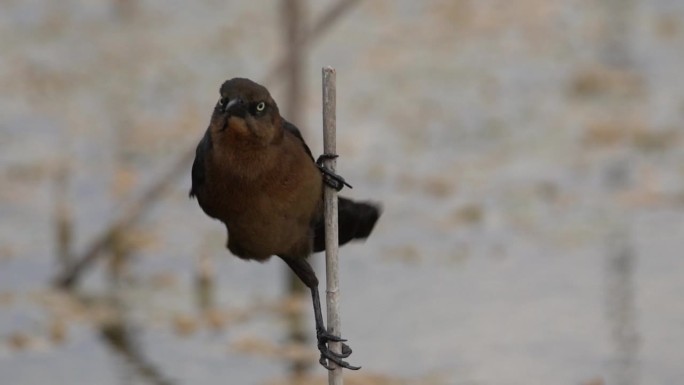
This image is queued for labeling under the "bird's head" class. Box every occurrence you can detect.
[209,78,283,146]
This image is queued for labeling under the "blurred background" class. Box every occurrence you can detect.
[1,0,684,384]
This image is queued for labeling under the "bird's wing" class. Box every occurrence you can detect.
[283,119,315,162]
[189,129,212,198]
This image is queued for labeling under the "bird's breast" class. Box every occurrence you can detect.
[198,143,323,260]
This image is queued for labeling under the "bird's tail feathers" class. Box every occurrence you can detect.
[313,197,381,253]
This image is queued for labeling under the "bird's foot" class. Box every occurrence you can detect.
[316,328,361,371]
[316,154,352,192]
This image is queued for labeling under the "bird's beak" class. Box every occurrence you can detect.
[224,98,240,113]
[218,98,245,131]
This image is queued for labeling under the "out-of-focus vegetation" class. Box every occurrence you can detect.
[1,1,683,384]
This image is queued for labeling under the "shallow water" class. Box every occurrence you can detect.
[2,1,684,384]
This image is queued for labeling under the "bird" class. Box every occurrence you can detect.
[190,77,381,370]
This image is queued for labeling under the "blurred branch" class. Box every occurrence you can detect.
[263,0,361,85]
[55,150,194,288]
[53,160,73,266]
[602,160,640,385]
[600,0,636,68]
[282,0,306,126]
[195,250,215,311]
[101,321,177,385]
[53,0,362,289]
[604,229,640,385]
[281,0,312,377]
[113,0,138,21]
[92,288,177,385]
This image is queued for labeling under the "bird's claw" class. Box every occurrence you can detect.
[316,154,352,192]
[316,328,360,371]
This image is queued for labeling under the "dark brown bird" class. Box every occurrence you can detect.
[190,78,381,370]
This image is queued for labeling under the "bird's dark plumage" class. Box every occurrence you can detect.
[189,129,211,198]
[190,77,381,370]
[283,120,315,160]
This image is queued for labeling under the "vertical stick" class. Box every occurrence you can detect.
[322,67,343,385]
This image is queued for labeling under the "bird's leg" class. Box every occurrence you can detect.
[280,256,361,371]
[310,287,359,370]
[316,154,352,191]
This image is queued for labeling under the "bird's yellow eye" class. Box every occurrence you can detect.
[256,102,266,112]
